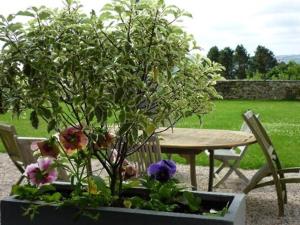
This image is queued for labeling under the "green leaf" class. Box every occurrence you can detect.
[31,7,38,12]
[23,204,40,221]
[99,11,114,20]
[115,87,124,101]
[17,10,35,17]
[119,123,131,135]
[182,191,201,212]
[41,192,62,202]
[66,0,74,6]
[91,176,107,190]
[183,12,193,18]
[158,184,171,199]
[95,106,107,123]
[122,179,141,189]
[0,37,8,42]
[158,0,165,6]
[88,176,111,197]
[11,185,39,200]
[38,11,51,20]
[123,199,132,208]
[38,106,52,119]
[7,14,15,22]
[47,119,56,133]
[0,15,5,21]
[129,196,145,208]
[146,123,156,135]
[38,184,56,194]
[7,23,22,32]
[30,110,39,129]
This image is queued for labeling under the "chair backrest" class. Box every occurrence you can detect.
[0,123,24,172]
[127,135,162,175]
[236,114,259,153]
[243,111,283,175]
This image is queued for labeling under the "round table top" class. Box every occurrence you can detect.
[157,127,256,153]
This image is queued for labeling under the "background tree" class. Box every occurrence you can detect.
[267,61,300,80]
[253,45,278,77]
[266,62,287,80]
[233,44,249,79]
[207,46,220,63]
[218,47,234,79]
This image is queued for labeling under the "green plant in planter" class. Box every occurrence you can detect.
[124,160,203,213]
[0,0,223,211]
[11,159,228,219]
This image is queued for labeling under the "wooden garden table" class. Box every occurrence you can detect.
[157,128,256,191]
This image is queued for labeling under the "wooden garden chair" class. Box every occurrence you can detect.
[127,135,162,175]
[242,110,300,217]
[208,116,258,188]
[0,123,68,184]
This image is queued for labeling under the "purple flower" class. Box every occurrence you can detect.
[24,157,58,186]
[147,160,177,182]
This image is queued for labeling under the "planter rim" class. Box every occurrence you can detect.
[2,191,245,222]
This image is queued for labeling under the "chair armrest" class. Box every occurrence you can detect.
[16,136,47,143]
[278,167,300,173]
[15,136,47,166]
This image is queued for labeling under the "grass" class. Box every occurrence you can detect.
[1,100,300,169]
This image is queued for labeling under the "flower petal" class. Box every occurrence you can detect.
[37,157,53,170]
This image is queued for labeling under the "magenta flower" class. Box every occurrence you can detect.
[147,160,176,182]
[24,157,58,186]
[59,126,88,155]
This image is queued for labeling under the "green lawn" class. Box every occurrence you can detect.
[1,100,300,169]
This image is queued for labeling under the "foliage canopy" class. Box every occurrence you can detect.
[0,0,222,193]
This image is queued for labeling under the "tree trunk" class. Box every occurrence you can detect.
[0,91,5,114]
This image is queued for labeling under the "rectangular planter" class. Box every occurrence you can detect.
[1,191,245,225]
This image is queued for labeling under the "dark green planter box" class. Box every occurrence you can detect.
[1,191,245,225]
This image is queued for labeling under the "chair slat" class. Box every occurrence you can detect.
[127,135,161,175]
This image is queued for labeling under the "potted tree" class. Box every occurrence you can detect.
[0,0,245,224]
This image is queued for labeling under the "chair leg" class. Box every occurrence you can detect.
[277,170,288,204]
[166,154,172,160]
[283,188,288,204]
[243,164,270,194]
[16,175,25,185]
[214,167,234,188]
[275,184,285,217]
[215,162,225,174]
[234,168,249,183]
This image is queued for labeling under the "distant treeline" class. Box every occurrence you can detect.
[207,45,300,80]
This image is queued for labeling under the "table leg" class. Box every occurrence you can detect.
[179,154,197,190]
[189,155,197,190]
[208,149,214,192]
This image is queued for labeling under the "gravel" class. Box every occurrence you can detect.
[1,153,299,225]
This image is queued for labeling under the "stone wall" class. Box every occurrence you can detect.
[215,80,300,100]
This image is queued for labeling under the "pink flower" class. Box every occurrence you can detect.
[59,126,88,155]
[96,132,114,148]
[36,138,60,158]
[122,164,138,180]
[24,157,58,186]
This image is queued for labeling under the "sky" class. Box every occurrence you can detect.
[0,0,299,56]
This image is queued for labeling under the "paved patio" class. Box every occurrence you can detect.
[0,153,299,225]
